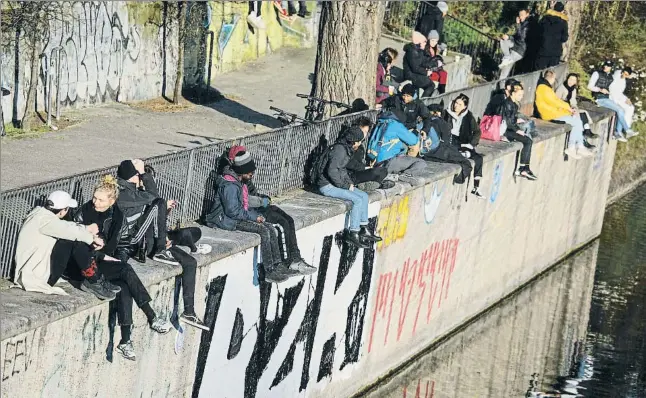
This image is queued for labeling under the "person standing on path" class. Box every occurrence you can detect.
[535,2,568,70]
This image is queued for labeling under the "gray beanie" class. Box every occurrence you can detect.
[437,2,448,13]
[428,30,440,41]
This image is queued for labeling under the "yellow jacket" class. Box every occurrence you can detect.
[535,82,571,121]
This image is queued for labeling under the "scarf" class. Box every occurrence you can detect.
[563,82,576,103]
[223,174,249,210]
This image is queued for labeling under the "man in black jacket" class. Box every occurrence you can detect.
[415,2,448,43]
[502,83,538,180]
[381,84,432,136]
[499,9,530,79]
[116,159,179,265]
[535,2,568,70]
[345,118,395,190]
[316,126,382,248]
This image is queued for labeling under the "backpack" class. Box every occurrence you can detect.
[419,126,441,155]
[367,112,400,161]
[480,115,507,142]
[308,145,333,186]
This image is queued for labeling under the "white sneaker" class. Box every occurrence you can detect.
[626,129,639,138]
[564,147,581,159]
[577,147,594,158]
[615,133,628,142]
[498,57,514,69]
[246,14,266,30]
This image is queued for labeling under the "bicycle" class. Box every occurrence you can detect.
[297,93,351,122]
[270,106,308,127]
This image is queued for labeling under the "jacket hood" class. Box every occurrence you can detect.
[537,76,552,89]
[220,166,243,186]
[117,177,137,191]
[545,9,568,21]
[403,43,418,53]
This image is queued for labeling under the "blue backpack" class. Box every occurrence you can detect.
[367,112,401,162]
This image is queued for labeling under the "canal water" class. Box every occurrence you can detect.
[361,183,646,398]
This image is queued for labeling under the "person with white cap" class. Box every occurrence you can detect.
[13,190,119,300]
[415,1,448,44]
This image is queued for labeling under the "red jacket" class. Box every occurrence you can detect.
[376,64,390,104]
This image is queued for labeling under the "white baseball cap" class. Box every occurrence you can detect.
[47,191,78,209]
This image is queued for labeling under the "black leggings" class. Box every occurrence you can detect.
[248,1,262,16]
[505,130,533,165]
[350,167,388,185]
[168,227,200,314]
[102,259,153,326]
[48,239,98,285]
[451,143,483,179]
[236,219,283,273]
[423,144,473,184]
[129,198,168,256]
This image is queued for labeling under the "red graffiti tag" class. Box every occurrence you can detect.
[368,238,459,352]
[402,379,436,398]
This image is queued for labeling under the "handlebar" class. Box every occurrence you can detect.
[296,94,352,109]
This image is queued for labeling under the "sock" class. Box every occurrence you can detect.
[183,304,195,316]
[120,325,132,344]
[584,123,591,130]
[141,303,156,324]
[474,179,480,189]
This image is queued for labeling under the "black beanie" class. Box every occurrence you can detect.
[342,126,365,144]
[554,2,565,12]
[117,160,138,180]
[232,151,257,175]
[401,84,416,97]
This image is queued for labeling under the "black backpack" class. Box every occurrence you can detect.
[308,145,334,186]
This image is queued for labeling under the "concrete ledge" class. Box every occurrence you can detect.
[0,105,613,341]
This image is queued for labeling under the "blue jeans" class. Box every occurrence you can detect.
[596,98,629,134]
[319,184,369,231]
[556,115,584,148]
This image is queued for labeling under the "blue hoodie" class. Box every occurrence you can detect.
[372,116,420,164]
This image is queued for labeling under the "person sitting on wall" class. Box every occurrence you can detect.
[422,104,478,188]
[206,150,314,283]
[314,126,382,249]
[115,159,179,266]
[423,30,448,94]
[345,117,397,191]
[376,48,398,104]
[403,32,436,98]
[73,176,175,360]
[555,73,599,148]
[442,94,486,198]
[380,83,432,135]
[13,190,119,300]
[502,82,538,180]
[587,60,634,142]
[610,66,637,136]
[484,78,521,118]
[384,47,405,83]
[535,70,594,160]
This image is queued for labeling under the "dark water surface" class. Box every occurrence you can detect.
[362,183,646,398]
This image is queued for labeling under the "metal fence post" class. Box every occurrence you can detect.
[180,150,196,224]
[276,129,291,194]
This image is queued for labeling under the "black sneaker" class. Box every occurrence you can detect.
[180,312,210,331]
[359,226,382,242]
[346,230,370,249]
[153,250,180,266]
[298,10,311,18]
[100,276,122,293]
[289,258,317,275]
[583,139,596,149]
[471,187,485,199]
[583,129,598,139]
[81,279,116,300]
[520,168,538,181]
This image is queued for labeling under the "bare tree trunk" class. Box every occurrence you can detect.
[173,1,186,104]
[22,38,40,131]
[563,1,584,61]
[312,1,386,115]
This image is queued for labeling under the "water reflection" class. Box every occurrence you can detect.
[359,183,646,398]
[361,240,599,397]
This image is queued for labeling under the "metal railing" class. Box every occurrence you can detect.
[0,63,567,279]
[382,1,502,75]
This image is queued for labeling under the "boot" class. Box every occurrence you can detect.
[359,226,382,242]
[345,230,370,249]
[583,128,598,139]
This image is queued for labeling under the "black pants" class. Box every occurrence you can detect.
[168,227,200,314]
[350,167,388,185]
[48,239,98,285]
[288,1,307,15]
[409,75,435,98]
[260,205,301,263]
[423,144,473,184]
[534,55,560,70]
[451,143,483,178]
[236,219,282,273]
[505,130,533,165]
[101,259,153,326]
[248,1,262,16]
[129,198,168,257]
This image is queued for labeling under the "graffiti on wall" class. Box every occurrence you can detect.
[423,182,445,224]
[377,196,409,250]
[368,238,459,353]
[194,219,377,397]
[489,160,503,204]
[2,329,40,382]
[402,379,436,398]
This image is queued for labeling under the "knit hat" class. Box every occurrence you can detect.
[554,2,565,12]
[228,145,246,163]
[341,126,365,144]
[412,31,426,46]
[231,151,256,175]
[400,83,416,97]
[117,160,138,180]
[437,1,449,13]
[427,30,440,41]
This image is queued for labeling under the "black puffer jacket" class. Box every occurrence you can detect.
[511,19,530,55]
[484,90,507,116]
[381,95,432,133]
[501,97,523,135]
[538,10,568,57]
[403,43,431,88]
[319,129,362,190]
[415,4,444,41]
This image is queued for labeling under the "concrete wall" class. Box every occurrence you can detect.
[0,110,616,397]
[1,1,316,124]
